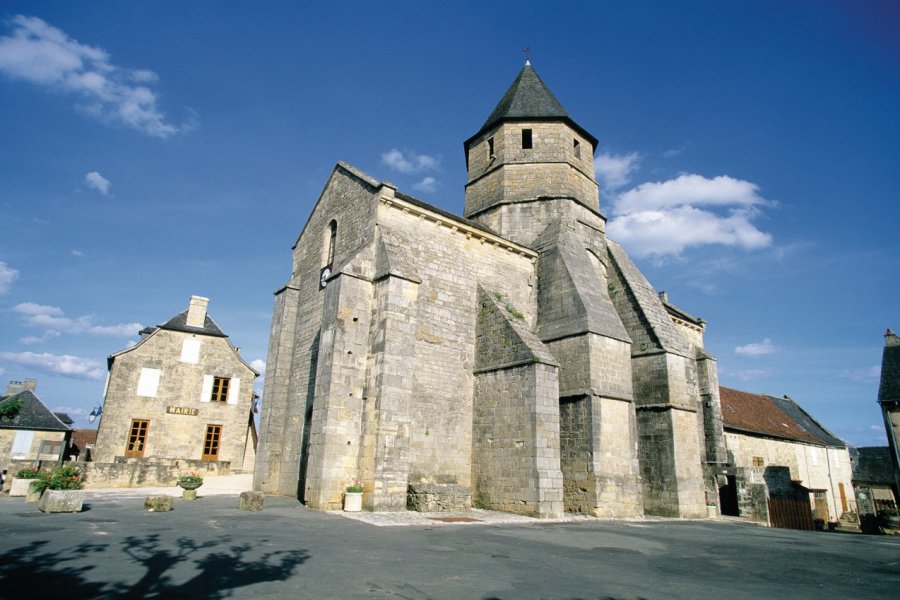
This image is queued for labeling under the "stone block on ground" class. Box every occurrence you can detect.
[10,478,36,497]
[407,483,472,512]
[38,489,84,513]
[239,491,264,511]
[145,496,173,512]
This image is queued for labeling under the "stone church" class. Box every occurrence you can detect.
[254,62,727,518]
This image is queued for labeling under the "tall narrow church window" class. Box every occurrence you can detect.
[522,129,532,149]
[487,136,495,158]
[326,220,337,266]
[573,139,581,159]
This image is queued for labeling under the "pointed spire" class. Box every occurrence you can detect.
[467,63,598,149]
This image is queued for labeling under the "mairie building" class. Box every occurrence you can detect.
[254,62,729,518]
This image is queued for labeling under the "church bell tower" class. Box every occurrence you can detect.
[463,61,601,244]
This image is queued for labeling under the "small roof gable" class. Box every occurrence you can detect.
[0,390,71,432]
[466,62,598,149]
[70,428,98,449]
[719,386,822,445]
[158,310,227,338]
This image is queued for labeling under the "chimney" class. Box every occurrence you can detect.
[886,328,899,347]
[4,379,35,395]
[186,295,209,328]
[658,291,669,304]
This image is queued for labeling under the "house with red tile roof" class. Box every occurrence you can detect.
[718,386,855,527]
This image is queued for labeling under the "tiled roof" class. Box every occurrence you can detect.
[771,395,845,448]
[466,63,598,148]
[719,386,823,445]
[850,446,895,485]
[70,428,98,450]
[158,310,227,338]
[0,390,71,432]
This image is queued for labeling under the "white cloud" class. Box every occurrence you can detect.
[595,151,640,192]
[0,261,18,294]
[13,302,142,339]
[732,369,771,381]
[607,173,773,257]
[412,176,438,194]
[85,171,111,195]
[735,338,776,356]
[250,359,266,374]
[0,15,182,137]
[381,149,440,174]
[840,365,881,384]
[71,250,83,257]
[0,351,105,380]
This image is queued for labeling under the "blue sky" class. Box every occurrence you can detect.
[0,1,897,446]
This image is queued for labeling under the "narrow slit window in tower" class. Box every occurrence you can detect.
[521,129,532,149]
[326,220,337,266]
[574,138,581,159]
[487,136,495,158]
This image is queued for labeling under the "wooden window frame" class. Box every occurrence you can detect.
[211,376,230,402]
[202,424,222,461]
[125,419,149,458]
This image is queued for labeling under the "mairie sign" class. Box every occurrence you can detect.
[166,406,199,416]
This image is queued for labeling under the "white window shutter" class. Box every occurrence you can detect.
[227,378,241,405]
[12,431,34,457]
[200,375,214,403]
[137,368,161,397]
[180,338,201,364]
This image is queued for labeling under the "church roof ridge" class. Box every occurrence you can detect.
[467,63,598,149]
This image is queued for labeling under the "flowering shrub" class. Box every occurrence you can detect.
[34,465,84,493]
[15,468,40,479]
[346,480,363,493]
[177,472,204,485]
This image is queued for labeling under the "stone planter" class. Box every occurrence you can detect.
[343,492,362,512]
[10,478,36,497]
[884,515,900,531]
[25,481,43,503]
[177,481,202,491]
[38,489,84,513]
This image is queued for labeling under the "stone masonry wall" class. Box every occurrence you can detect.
[465,122,598,218]
[472,288,563,518]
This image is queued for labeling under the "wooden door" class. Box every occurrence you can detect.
[202,424,222,461]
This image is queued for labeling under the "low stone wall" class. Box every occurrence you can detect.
[83,458,231,488]
[407,483,472,512]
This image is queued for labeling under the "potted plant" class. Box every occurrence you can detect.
[176,472,203,500]
[878,507,900,531]
[344,480,363,512]
[36,465,85,513]
[10,467,40,497]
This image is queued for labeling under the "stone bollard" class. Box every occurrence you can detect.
[144,496,173,512]
[239,491,264,511]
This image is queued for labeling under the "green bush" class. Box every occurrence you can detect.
[14,468,40,479]
[34,465,85,493]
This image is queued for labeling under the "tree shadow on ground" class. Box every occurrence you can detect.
[0,534,308,599]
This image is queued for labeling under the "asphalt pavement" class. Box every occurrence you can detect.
[1,486,898,599]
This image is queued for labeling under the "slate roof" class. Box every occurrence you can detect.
[850,446,895,485]
[466,62,598,149]
[719,386,834,446]
[158,310,227,338]
[878,333,900,403]
[0,389,71,432]
[771,395,845,448]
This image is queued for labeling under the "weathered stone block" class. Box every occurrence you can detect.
[144,495,173,512]
[239,491,264,511]
[407,483,472,512]
[38,489,84,513]
[182,489,198,500]
[10,477,36,497]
